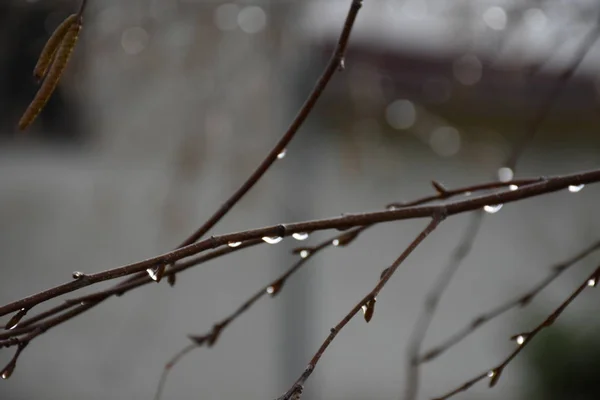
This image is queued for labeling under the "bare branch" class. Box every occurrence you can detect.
[434,264,600,400]
[420,239,600,364]
[276,216,445,400]
[1,168,598,322]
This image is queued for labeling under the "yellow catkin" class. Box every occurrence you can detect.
[19,20,82,131]
[33,14,78,82]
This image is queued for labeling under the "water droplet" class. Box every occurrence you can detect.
[300,249,310,259]
[362,298,376,323]
[147,268,159,281]
[338,58,345,71]
[568,184,585,193]
[464,191,472,196]
[487,370,496,378]
[228,241,242,248]
[277,149,287,159]
[5,308,28,330]
[332,239,340,246]
[72,271,86,279]
[497,167,514,182]
[262,236,283,244]
[1,366,14,380]
[484,204,503,214]
[292,232,309,241]
[515,335,525,345]
[1,359,16,380]
[588,278,596,287]
[387,204,399,210]
[266,280,284,297]
[509,184,518,191]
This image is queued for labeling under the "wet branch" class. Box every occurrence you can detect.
[276,216,445,400]
[420,239,600,364]
[434,263,600,400]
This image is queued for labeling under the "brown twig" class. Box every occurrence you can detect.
[147,0,364,282]
[504,22,600,171]
[419,239,600,364]
[276,216,445,400]
[1,168,598,322]
[154,227,365,400]
[175,0,363,249]
[401,21,600,398]
[434,264,600,400]
[0,178,535,345]
[403,210,484,400]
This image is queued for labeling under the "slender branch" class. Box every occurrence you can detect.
[276,216,445,400]
[154,227,365,400]
[154,344,197,400]
[504,22,600,171]
[0,177,537,343]
[175,0,363,250]
[400,22,600,397]
[0,240,263,344]
[434,264,600,400]
[419,239,600,364]
[1,168,599,320]
[403,210,483,400]
[77,0,88,19]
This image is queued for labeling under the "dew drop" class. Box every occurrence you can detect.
[266,280,284,297]
[147,268,159,281]
[292,232,309,241]
[483,204,503,214]
[509,184,518,191]
[487,370,496,378]
[587,278,596,287]
[300,249,310,259]
[72,271,86,279]
[262,236,283,244]
[515,335,525,345]
[277,149,287,159]
[464,191,472,196]
[1,365,14,380]
[5,308,28,330]
[228,241,242,248]
[332,239,340,246]
[497,167,514,182]
[338,57,346,71]
[568,184,585,193]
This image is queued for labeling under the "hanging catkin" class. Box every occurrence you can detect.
[33,14,78,82]
[19,18,82,131]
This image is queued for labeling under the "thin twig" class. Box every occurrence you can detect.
[1,168,599,321]
[420,239,600,364]
[175,0,363,250]
[403,210,483,400]
[154,227,365,400]
[401,22,600,398]
[434,264,600,400]
[0,178,535,342]
[276,216,445,400]
[504,22,600,171]
[154,344,197,400]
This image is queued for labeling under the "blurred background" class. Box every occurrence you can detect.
[1,0,600,399]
